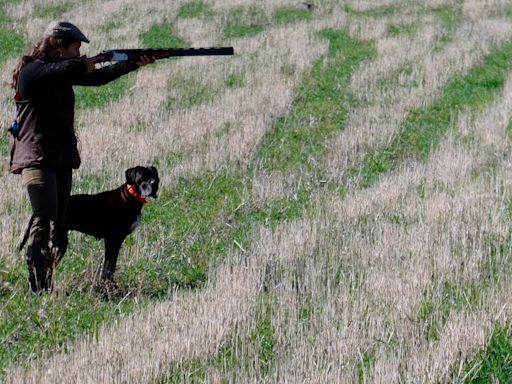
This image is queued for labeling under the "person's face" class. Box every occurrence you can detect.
[58,41,81,59]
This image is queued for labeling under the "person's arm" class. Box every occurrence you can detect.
[72,55,155,86]
[29,59,88,83]
[72,60,139,86]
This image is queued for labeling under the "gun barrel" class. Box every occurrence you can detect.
[98,47,234,62]
[164,47,234,56]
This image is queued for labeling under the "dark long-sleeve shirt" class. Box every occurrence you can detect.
[9,58,138,174]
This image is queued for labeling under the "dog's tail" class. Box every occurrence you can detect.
[18,215,34,252]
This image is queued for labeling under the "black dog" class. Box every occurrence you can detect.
[20,166,159,287]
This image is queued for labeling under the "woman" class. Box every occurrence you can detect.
[9,21,154,293]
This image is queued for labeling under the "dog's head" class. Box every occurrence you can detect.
[125,166,160,198]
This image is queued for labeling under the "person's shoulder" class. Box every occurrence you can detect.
[22,59,44,71]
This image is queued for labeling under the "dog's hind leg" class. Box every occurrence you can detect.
[101,237,124,283]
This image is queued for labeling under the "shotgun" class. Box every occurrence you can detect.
[91,47,234,63]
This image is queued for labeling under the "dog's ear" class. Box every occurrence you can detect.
[125,167,138,184]
[149,166,158,177]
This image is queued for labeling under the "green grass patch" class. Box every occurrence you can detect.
[254,293,275,375]
[140,23,187,49]
[0,135,9,173]
[388,23,418,37]
[225,73,244,88]
[255,29,376,172]
[431,3,463,49]
[144,172,310,267]
[0,28,25,62]
[177,1,213,18]
[432,3,463,31]
[74,75,132,110]
[0,273,139,372]
[0,0,25,61]
[166,77,215,111]
[223,24,264,39]
[357,351,376,383]
[223,6,267,39]
[420,280,482,341]
[357,40,512,187]
[273,7,311,24]
[462,324,512,383]
[119,256,205,297]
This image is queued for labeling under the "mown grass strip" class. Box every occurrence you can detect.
[254,29,376,172]
[356,40,512,188]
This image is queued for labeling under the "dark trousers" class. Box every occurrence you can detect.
[22,167,72,292]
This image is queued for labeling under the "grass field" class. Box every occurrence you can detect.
[1,0,512,382]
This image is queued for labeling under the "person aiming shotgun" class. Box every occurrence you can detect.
[8,21,156,293]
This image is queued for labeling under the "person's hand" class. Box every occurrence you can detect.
[80,56,96,73]
[135,54,156,67]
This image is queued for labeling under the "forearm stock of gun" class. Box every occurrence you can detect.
[91,47,234,63]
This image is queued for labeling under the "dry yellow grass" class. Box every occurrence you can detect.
[2,0,512,382]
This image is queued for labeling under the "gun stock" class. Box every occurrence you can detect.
[92,47,234,63]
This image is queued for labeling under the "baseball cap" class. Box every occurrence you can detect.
[44,21,90,43]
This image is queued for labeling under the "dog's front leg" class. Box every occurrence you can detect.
[101,237,124,283]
